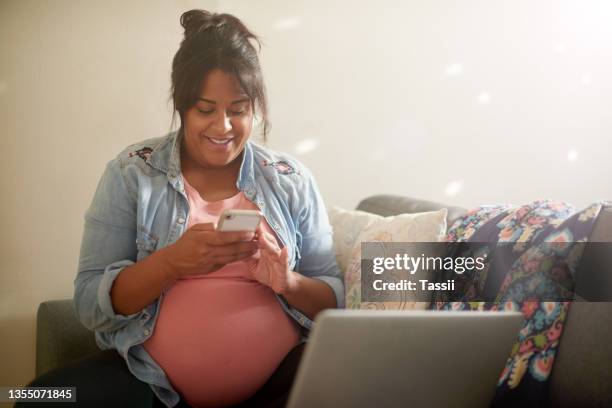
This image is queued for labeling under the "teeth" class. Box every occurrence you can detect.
[208,137,232,145]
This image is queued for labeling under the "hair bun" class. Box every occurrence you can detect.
[180,9,258,44]
[180,9,222,38]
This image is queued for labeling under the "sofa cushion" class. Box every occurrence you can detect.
[328,207,383,276]
[356,194,467,227]
[343,209,447,310]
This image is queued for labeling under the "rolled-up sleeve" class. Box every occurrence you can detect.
[74,158,143,332]
[295,169,345,309]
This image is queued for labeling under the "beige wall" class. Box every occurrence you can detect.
[221,0,612,210]
[1,0,611,392]
[0,0,216,391]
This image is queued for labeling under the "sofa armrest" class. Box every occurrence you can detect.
[548,206,612,407]
[36,299,99,376]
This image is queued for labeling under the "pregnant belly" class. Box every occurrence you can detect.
[143,277,300,407]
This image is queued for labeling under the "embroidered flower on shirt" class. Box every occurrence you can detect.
[128,147,153,161]
[262,159,301,175]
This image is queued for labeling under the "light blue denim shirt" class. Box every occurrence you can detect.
[74,131,344,407]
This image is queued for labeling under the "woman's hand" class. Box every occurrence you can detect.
[160,222,258,278]
[250,225,299,295]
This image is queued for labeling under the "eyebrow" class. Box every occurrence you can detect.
[197,98,250,105]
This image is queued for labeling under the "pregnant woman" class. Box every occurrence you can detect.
[20,9,343,408]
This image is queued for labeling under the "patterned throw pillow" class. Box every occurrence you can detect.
[342,209,448,310]
[432,200,605,407]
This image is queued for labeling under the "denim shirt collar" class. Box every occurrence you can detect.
[145,130,255,192]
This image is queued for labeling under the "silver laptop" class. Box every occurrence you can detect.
[287,310,523,408]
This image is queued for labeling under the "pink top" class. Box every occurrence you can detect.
[143,178,299,407]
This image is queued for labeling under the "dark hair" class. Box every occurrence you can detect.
[171,10,269,140]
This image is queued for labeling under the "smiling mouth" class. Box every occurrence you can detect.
[205,136,233,145]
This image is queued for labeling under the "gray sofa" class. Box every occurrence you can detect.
[36,195,612,406]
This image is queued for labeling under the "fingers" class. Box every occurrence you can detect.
[186,224,287,274]
[211,241,258,258]
[213,250,257,265]
[190,222,216,231]
[209,263,224,273]
[258,242,289,269]
[191,226,255,245]
[280,246,289,264]
[257,229,280,252]
[214,231,256,244]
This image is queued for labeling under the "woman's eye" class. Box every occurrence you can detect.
[197,108,246,116]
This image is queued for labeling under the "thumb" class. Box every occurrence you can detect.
[280,246,290,265]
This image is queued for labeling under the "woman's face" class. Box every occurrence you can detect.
[182,69,254,169]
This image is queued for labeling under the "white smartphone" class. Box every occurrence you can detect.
[217,209,263,232]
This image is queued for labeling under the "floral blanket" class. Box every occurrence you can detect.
[432,200,604,407]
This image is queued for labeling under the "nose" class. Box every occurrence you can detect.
[211,111,232,135]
